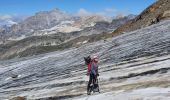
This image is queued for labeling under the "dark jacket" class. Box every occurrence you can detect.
[90,61,98,76]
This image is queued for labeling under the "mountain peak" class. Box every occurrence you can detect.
[35,8,64,16]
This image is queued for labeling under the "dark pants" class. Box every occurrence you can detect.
[87,73,96,91]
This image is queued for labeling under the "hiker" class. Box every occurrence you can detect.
[86,55,99,94]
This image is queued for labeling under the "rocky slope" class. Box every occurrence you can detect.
[113,0,170,34]
[0,18,170,100]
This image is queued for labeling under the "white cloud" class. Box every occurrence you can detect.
[0,15,12,20]
[114,13,125,19]
[77,8,92,16]
[0,14,26,26]
[76,7,129,17]
[76,8,106,17]
[104,7,129,17]
[7,20,17,25]
[105,8,117,13]
[76,7,128,17]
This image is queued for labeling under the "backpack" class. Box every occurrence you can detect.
[84,56,91,65]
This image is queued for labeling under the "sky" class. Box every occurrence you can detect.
[0,0,156,17]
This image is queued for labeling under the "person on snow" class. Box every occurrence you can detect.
[86,55,99,94]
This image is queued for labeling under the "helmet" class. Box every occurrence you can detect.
[92,55,98,62]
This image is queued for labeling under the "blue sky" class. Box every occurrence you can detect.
[0,0,156,16]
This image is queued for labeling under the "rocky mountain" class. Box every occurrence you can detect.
[0,8,112,42]
[113,0,170,34]
[0,15,26,44]
[0,15,25,39]
[0,8,136,44]
[0,8,71,40]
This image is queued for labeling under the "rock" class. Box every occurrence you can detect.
[9,96,25,100]
[163,10,170,18]
[11,74,18,78]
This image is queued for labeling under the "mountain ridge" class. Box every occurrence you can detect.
[112,0,170,34]
[0,8,113,42]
